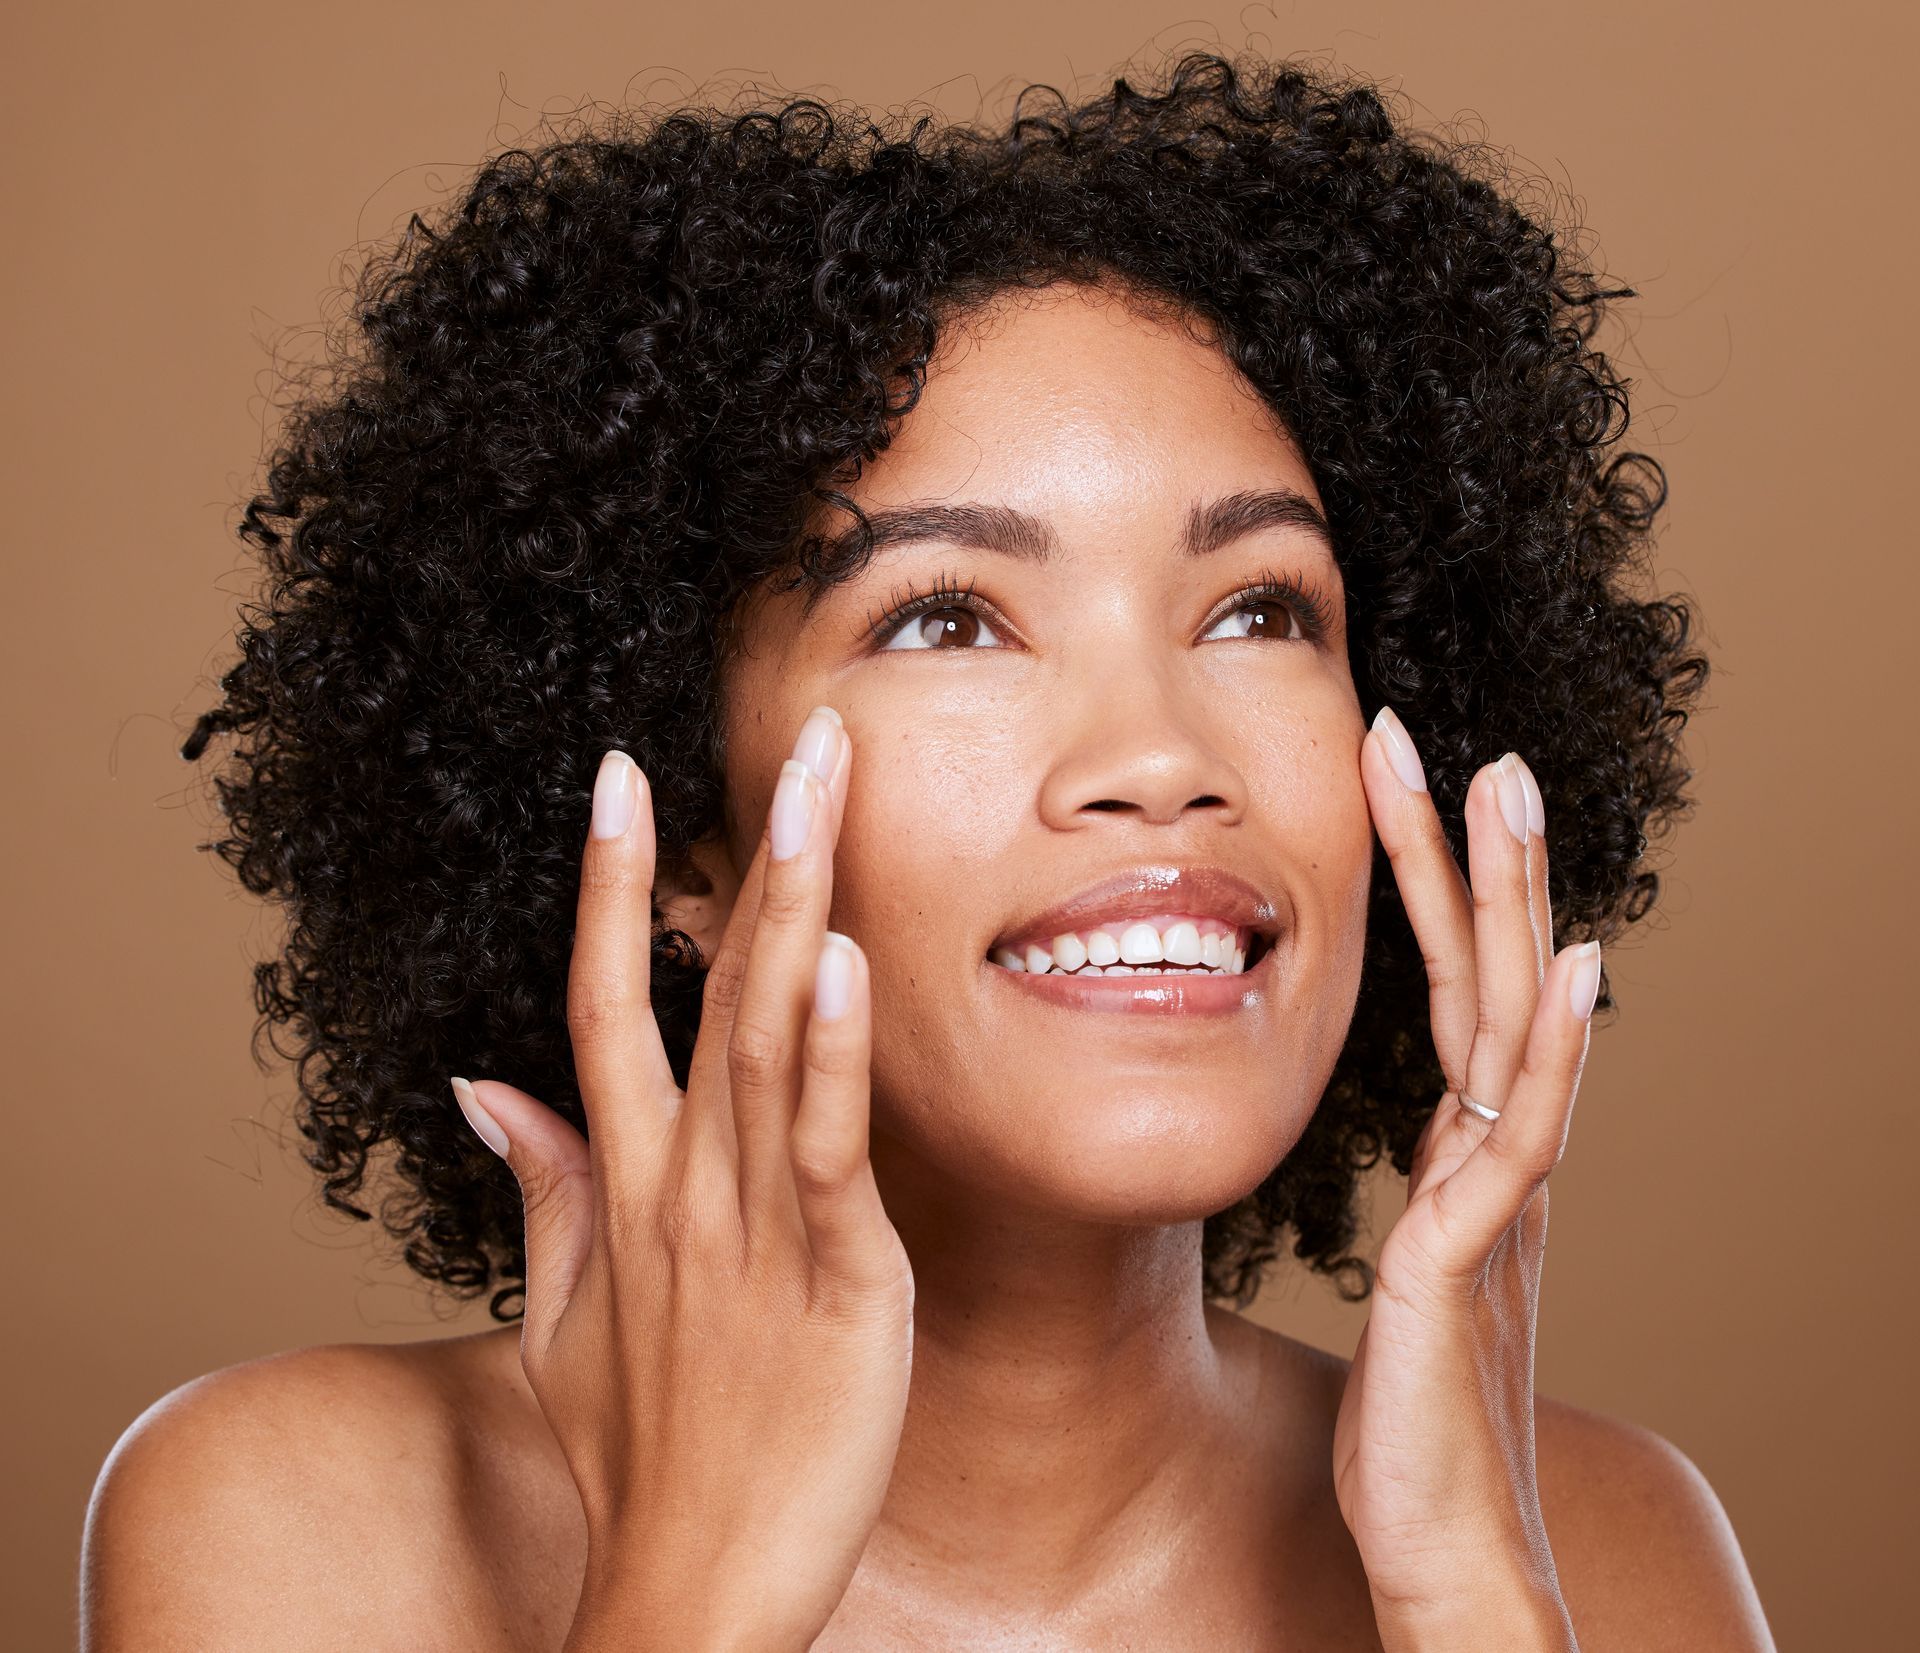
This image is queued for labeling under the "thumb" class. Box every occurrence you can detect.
[450,1076,594,1357]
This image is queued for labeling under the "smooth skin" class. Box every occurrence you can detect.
[80,282,1774,1651]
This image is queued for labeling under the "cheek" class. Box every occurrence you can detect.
[826,705,1031,964]
[825,709,1038,1165]
[1257,716,1375,1029]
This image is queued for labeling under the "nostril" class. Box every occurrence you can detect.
[1080,794,1229,814]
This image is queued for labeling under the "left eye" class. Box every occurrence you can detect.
[1201,599,1303,642]
[878,605,1005,651]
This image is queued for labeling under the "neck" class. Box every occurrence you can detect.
[864,1134,1248,1601]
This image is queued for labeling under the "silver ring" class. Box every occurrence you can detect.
[1458,1092,1502,1123]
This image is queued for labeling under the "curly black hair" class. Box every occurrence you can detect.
[181,48,1707,1318]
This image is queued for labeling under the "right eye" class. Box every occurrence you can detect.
[876,604,1005,651]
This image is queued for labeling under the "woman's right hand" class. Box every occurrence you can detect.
[450,706,913,1652]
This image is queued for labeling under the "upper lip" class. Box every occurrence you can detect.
[989,865,1284,953]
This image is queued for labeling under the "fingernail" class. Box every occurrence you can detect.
[1371,706,1428,793]
[1568,941,1602,1020]
[451,1076,510,1157]
[590,750,639,840]
[792,705,843,784]
[1515,754,1546,838]
[815,932,856,1020]
[1494,753,1530,844]
[770,759,816,861]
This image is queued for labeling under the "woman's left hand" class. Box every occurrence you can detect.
[1334,707,1605,1651]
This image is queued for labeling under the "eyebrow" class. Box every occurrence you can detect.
[817,485,1337,570]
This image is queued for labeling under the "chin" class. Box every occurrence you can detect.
[879,1073,1317,1228]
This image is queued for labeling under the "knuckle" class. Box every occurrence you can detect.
[700,951,747,1018]
[804,1024,864,1081]
[566,971,629,1041]
[1469,879,1509,917]
[1469,1019,1506,1058]
[1473,998,1522,1046]
[727,1015,789,1091]
[577,849,636,899]
[790,1135,856,1202]
[755,868,814,928]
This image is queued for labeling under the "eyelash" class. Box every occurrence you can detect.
[862,570,994,644]
[862,567,1333,647]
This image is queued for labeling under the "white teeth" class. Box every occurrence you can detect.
[1163,921,1202,967]
[990,921,1261,977]
[1118,923,1163,965]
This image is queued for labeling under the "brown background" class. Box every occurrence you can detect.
[6,2,1913,1645]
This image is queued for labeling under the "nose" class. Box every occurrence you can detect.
[1036,663,1249,831]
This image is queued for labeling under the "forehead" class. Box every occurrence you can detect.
[847,281,1322,522]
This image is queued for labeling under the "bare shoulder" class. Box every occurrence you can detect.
[80,1328,572,1653]
[1534,1393,1776,1651]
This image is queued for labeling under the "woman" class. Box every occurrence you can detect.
[81,50,1774,1649]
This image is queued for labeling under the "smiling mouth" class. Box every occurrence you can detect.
[988,913,1267,978]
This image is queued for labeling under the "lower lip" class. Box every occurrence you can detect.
[984,943,1276,1016]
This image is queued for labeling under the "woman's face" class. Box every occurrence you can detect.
[712,281,1373,1225]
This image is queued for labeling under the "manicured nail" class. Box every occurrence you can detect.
[770,759,816,861]
[815,932,856,1020]
[1515,755,1546,838]
[1371,706,1428,793]
[451,1076,510,1157]
[1567,941,1602,1020]
[1494,753,1530,844]
[792,705,843,784]
[590,750,639,840]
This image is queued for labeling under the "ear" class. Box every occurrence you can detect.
[654,831,741,962]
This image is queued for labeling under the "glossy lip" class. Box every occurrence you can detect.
[986,935,1279,1016]
[983,865,1286,1017]
[987,865,1281,954]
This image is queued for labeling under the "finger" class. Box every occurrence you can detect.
[452,1076,594,1366]
[1425,940,1602,1274]
[566,751,677,1177]
[1514,753,1553,981]
[728,708,850,1225]
[1459,753,1544,1115]
[1361,707,1477,1087]
[677,838,765,1175]
[679,711,850,1172]
[791,933,893,1286]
